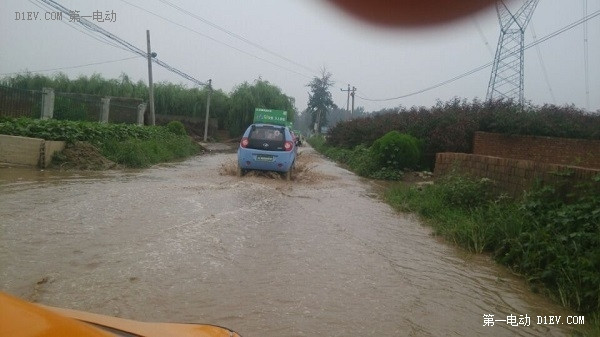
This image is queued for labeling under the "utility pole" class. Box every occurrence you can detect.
[203,79,212,142]
[146,30,156,125]
[341,84,351,112]
[350,86,356,115]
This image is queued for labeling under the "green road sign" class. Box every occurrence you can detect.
[253,108,288,126]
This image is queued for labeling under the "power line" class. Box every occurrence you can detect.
[530,23,556,103]
[37,0,210,87]
[583,0,590,109]
[119,0,313,79]
[357,9,600,102]
[156,0,318,75]
[356,63,491,102]
[472,18,495,57]
[532,9,599,45]
[27,0,131,53]
[0,56,140,76]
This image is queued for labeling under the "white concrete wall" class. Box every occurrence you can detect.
[0,134,65,168]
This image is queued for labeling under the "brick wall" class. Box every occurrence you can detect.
[434,152,600,196]
[473,132,600,169]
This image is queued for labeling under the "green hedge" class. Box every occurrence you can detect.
[326,99,600,170]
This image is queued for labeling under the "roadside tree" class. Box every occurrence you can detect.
[306,69,336,134]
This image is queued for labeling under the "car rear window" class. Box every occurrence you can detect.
[247,125,286,151]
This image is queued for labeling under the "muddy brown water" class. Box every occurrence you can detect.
[0,147,578,336]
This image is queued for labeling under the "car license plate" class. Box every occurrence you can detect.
[256,154,274,162]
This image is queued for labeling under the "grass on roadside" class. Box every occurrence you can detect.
[100,134,199,168]
[385,174,600,335]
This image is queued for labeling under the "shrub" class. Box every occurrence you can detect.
[370,131,421,170]
[166,120,187,136]
[348,145,378,177]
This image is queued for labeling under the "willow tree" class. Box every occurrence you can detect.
[306,69,336,134]
[227,79,295,136]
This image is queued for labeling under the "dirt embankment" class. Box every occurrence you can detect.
[50,142,117,170]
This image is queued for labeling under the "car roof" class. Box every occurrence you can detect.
[251,123,287,128]
[250,123,290,131]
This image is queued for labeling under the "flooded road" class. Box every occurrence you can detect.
[0,147,577,336]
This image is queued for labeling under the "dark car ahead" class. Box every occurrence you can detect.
[237,123,296,180]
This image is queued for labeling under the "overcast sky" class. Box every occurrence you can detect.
[1,0,599,113]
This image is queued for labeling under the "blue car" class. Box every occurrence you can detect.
[237,123,296,180]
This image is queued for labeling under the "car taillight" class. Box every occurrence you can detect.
[284,141,293,151]
[240,137,249,148]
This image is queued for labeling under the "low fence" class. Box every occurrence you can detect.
[54,92,103,122]
[0,85,43,118]
[0,85,146,124]
[434,152,600,197]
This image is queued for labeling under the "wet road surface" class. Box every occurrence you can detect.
[0,147,577,336]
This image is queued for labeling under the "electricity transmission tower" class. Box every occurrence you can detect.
[486,0,539,107]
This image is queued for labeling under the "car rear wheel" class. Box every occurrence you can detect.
[237,164,244,177]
